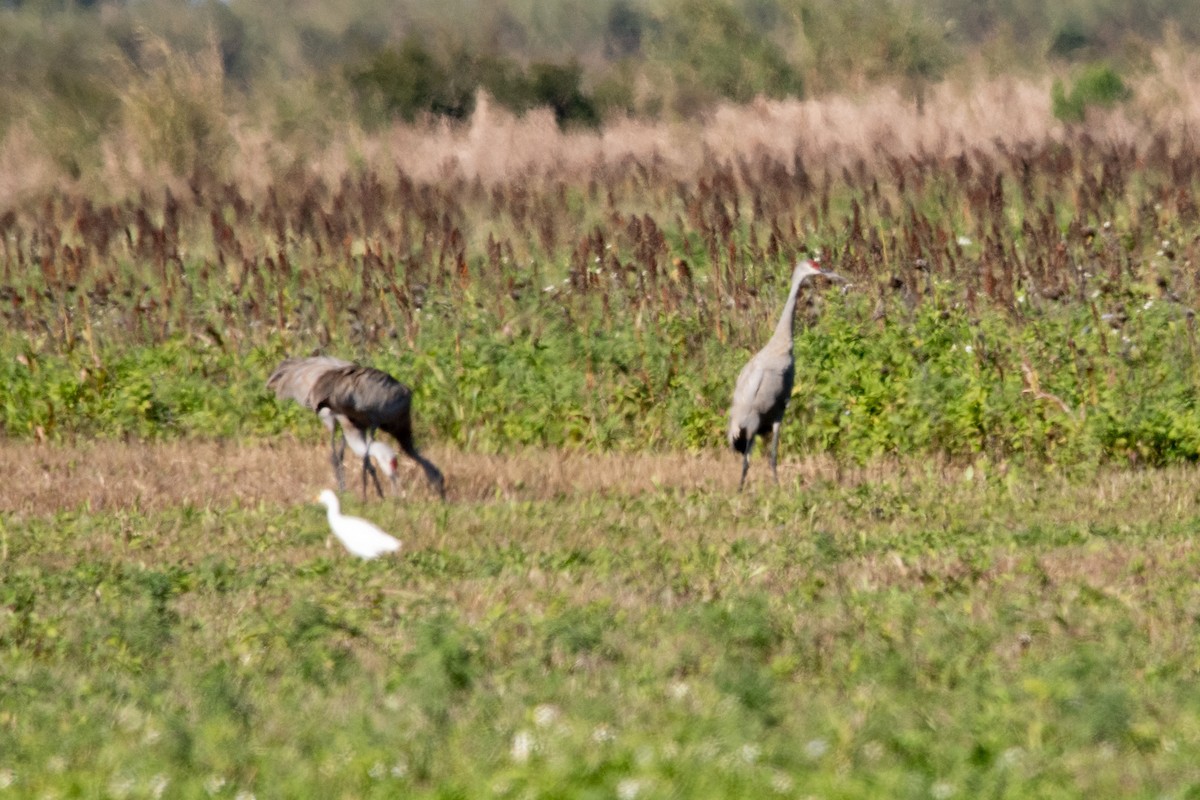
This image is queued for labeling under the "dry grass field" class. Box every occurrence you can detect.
[0,442,735,513]
[5,443,1200,797]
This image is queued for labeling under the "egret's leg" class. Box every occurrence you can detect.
[330,426,346,492]
[769,422,782,485]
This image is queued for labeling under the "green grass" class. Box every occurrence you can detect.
[4,462,1200,798]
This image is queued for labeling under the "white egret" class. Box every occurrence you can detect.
[315,489,402,559]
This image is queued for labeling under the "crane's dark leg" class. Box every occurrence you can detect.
[361,429,385,500]
[769,422,782,485]
[363,458,384,499]
[330,426,346,491]
[738,440,753,492]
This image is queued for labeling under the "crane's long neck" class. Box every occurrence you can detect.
[770,271,806,347]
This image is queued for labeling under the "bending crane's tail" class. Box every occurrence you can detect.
[728,425,752,455]
[391,422,446,500]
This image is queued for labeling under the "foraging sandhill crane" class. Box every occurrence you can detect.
[268,357,399,497]
[316,489,401,559]
[268,357,444,499]
[308,362,447,500]
[727,259,846,490]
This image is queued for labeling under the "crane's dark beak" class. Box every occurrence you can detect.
[816,269,848,284]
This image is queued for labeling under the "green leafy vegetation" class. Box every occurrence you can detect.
[3,118,1200,468]
[347,39,604,127]
[4,464,1200,796]
[1052,64,1133,122]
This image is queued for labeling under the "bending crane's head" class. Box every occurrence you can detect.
[365,441,400,483]
[383,454,401,491]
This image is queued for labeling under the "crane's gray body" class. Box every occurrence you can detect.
[309,364,446,499]
[268,356,393,495]
[268,357,445,499]
[727,260,843,490]
[727,338,796,453]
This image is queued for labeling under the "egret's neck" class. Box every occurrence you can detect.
[324,497,340,517]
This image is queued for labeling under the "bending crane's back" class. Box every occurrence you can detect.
[309,363,446,499]
[309,366,414,437]
[267,356,354,410]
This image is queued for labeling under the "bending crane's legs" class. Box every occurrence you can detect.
[361,429,384,500]
[363,459,384,499]
[769,422,782,485]
[361,429,372,500]
[330,426,347,492]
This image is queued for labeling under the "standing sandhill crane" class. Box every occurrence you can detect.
[268,357,401,498]
[308,363,447,500]
[727,259,846,490]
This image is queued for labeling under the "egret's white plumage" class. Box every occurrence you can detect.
[316,489,401,559]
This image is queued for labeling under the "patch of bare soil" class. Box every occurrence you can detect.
[0,440,764,514]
